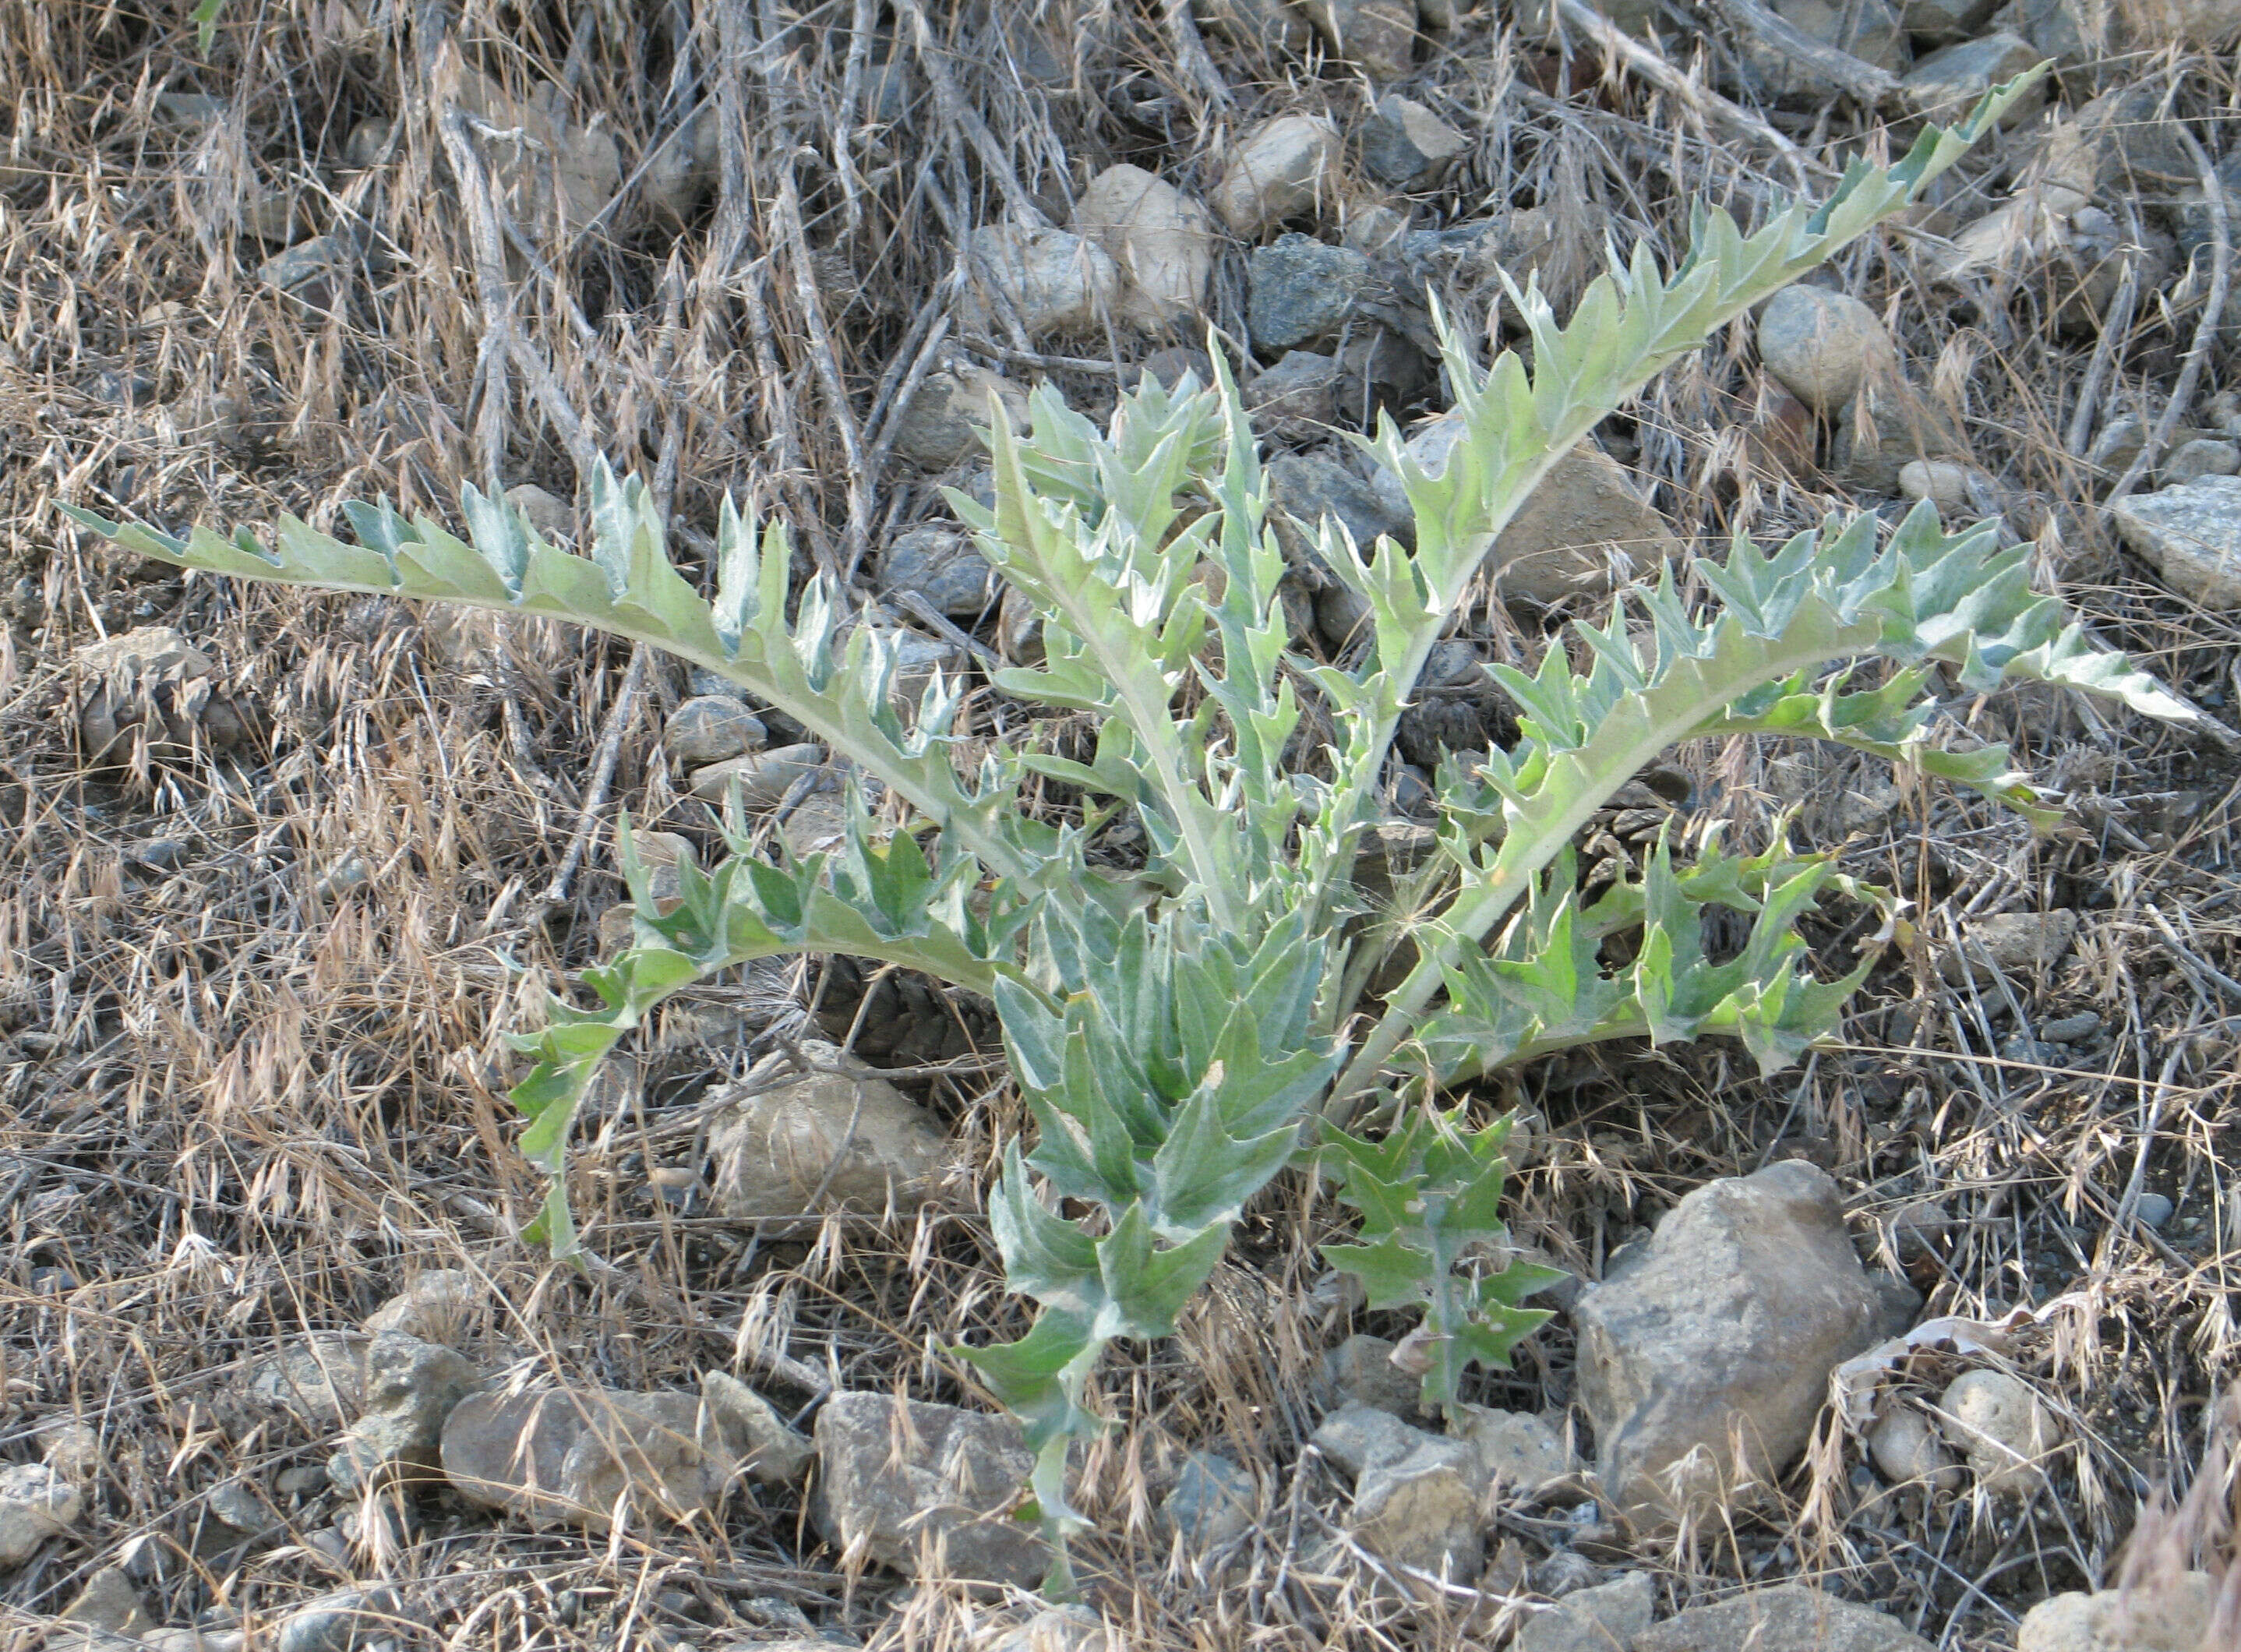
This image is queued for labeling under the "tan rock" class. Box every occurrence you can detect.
[1071,165,1213,334]
[1756,288,1897,416]
[708,1040,949,1229]
[1493,447,1680,605]
[955,224,1120,341]
[890,362,1029,470]
[1939,909,2080,984]
[2112,475,2241,607]
[1936,1368,2064,1498]
[1209,116,1343,238]
[2017,1573,2220,1652]
[1633,1585,1935,1651]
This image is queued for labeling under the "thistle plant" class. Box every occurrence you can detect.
[67,70,2183,1591]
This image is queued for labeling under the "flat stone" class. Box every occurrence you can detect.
[1756,287,1896,415]
[1071,164,1214,335]
[1902,0,1998,39]
[1360,96,1469,188]
[687,742,827,808]
[1633,1586,1935,1651]
[1269,454,1412,564]
[1571,1161,1886,1527]
[439,1389,588,1524]
[1210,116,1343,238]
[955,224,1119,342]
[1247,234,1372,351]
[2112,475,2241,605]
[1743,0,1907,94]
[439,1386,724,1530]
[708,1040,950,1229]
[1514,1570,1656,1652]
[812,1392,1047,1587]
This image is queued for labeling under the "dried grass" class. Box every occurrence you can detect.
[2,3,2239,1649]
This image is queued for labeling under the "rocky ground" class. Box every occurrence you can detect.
[4,2,2241,1650]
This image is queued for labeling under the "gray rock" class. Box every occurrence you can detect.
[58,1566,150,1636]
[707,1040,950,1228]
[503,482,571,541]
[1317,583,1375,650]
[207,1478,271,1533]
[256,235,351,308]
[1368,412,1470,527]
[1446,1405,1582,1499]
[1160,1451,1257,1548]
[1311,1400,1436,1478]
[1899,0,1996,39]
[363,1269,482,1343]
[1269,455,1411,563]
[1332,327,1434,425]
[1633,1586,1935,1652]
[1755,288,1896,415]
[1866,1403,1962,1491]
[245,1333,369,1427]
[1211,116,1344,238]
[1571,1161,1886,1527]
[1742,0,1907,94]
[1360,96,1469,188]
[1883,1197,1956,1263]
[1248,235,1373,351]
[327,1333,481,1492]
[1938,909,2079,983]
[1514,1570,1656,1652]
[1245,351,1339,432]
[1324,1332,1425,1415]
[812,1392,1047,1586]
[956,224,1119,342]
[0,1470,79,1560]
[2039,1011,2102,1043]
[667,695,771,769]
[2165,438,2241,488]
[877,526,999,618]
[1833,379,1964,495]
[342,118,393,169]
[439,1386,724,1530]
[890,364,1029,469]
[701,1370,815,1486]
[1936,1368,2063,1498]
[2133,1191,2176,1230]
[559,1389,726,1531]
[2017,1573,2221,1652]
[1900,33,2044,125]
[2054,208,2177,338]
[1131,345,1215,392]
[1301,0,1418,77]
[1350,1436,1484,1574]
[687,742,826,808]
[440,1389,588,1523]
[1491,447,1679,605]
[2112,475,2241,605]
[1071,164,1215,335]
[273,1587,401,1652]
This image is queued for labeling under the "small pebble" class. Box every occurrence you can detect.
[2133,1192,2175,1230]
[2038,1011,2101,1043]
